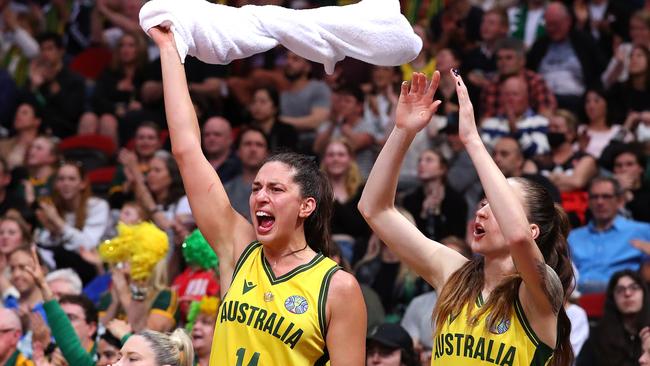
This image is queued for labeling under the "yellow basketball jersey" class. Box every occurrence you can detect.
[432,295,554,366]
[210,241,339,366]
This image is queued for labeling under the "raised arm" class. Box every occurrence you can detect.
[453,71,561,324]
[149,27,255,293]
[358,72,467,290]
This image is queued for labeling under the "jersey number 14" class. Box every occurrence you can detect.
[236,347,260,366]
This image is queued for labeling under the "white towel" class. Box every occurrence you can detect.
[139,0,422,74]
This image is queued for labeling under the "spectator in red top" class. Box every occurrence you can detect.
[480,37,556,120]
[171,229,219,320]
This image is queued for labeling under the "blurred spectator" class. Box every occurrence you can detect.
[463,8,510,93]
[200,116,240,183]
[508,0,547,49]
[93,0,143,49]
[481,37,556,119]
[171,230,219,321]
[98,261,178,333]
[0,158,28,217]
[612,146,650,223]
[248,86,298,152]
[128,56,226,142]
[602,10,650,89]
[432,49,460,117]
[356,225,431,321]
[402,149,467,241]
[572,0,632,61]
[279,51,331,154]
[0,69,18,128]
[201,117,241,183]
[528,2,606,113]
[122,149,192,247]
[5,246,45,318]
[528,110,597,193]
[609,45,650,126]
[0,308,32,366]
[443,118,483,220]
[577,270,650,366]
[0,214,31,256]
[314,84,377,178]
[401,25,436,82]
[224,127,269,221]
[109,122,162,209]
[24,135,60,202]
[569,177,650,293]
[578,88,633,159]
[40,0,93,56]
[36,162,110,283]
[0,101,41,170]
[96,329,121,366]
[26,247,100,366]
[400,290,436,364]
[363,65,399,146]
[320,139,371,265]
[45,268,83,299]
[28,33,85,138]
[89,31,149,143]
[492,136,560,202]
[188,297,219,366]
[480,75,550,158]
[366,323,418,366]
[566,299,589,366]
[46,295,98,366]
[428,0,483,52]
[0,4,39,88]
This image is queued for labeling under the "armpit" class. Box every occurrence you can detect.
[536,262,564,314]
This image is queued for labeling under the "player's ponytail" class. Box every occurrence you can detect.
[140,329,194,366]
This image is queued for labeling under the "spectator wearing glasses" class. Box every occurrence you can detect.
[577,270,650,366]
[568,177,650,293]
[0,308,32,366]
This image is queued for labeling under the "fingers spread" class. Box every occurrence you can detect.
[427,71,441,98]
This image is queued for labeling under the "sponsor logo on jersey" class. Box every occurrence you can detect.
[243,279,257,295]
[284,295,308,314]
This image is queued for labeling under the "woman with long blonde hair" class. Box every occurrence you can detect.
[36,161,110,282]
[359,71,574,365]
[320,138,370,264]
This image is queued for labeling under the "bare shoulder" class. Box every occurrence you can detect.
[328,270,363,301]
[326,270,365,317]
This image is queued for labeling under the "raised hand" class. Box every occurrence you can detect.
[148,26,176,50]
[395,72,441,135]
[24,247,54,300]
[451,69,480,144]
[107,319,132,340]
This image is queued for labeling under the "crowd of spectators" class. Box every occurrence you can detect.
[1,0,650,365]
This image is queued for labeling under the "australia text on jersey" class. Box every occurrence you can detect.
[434,332,517,366]
[219,300,304,349]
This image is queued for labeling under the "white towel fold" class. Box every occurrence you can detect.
[139,0,422,74]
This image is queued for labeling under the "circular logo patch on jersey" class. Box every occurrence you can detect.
[284,295,309,314]
[489,319,511,335]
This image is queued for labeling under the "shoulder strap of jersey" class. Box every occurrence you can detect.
[231,241,262,282]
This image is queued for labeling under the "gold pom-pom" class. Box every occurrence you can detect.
[99,221,169,281]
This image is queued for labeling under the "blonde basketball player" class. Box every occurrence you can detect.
[358,71,574,366]
[148,27,366,366]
